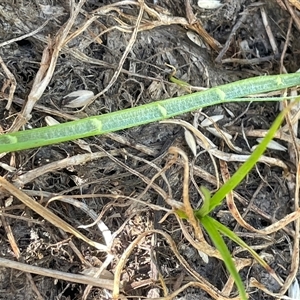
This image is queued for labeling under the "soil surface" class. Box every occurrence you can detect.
[0,1,300,300]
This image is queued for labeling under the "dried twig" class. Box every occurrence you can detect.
[0,19,50,48]
[260,6,279,55]
[0,257,115,290]
[0,55,16,110]
[215,8,250,63]
[284,0,300,30]
[113,229,239,300]
[88,0,145,106]
[288,0,300,10]
[9,0,87,131]
[0,176,108,251]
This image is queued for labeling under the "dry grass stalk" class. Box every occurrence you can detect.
[9,0,87,132]
[0,257,115,290]
[0,176,107,251]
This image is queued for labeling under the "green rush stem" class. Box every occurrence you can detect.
[1,73,300,153]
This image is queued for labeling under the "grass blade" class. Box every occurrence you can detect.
[0,73,300,153]
[206,216,283,285]
[198,103,293,215]
[201,216,248,300]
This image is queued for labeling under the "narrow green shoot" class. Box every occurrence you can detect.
[199,186,211,216]
[191,102,295,299]
[204,216,282,284]
[196,103,294,217]
[201,216,248,300]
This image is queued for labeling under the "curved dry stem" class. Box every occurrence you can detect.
[113,229,240,300]
[168,147,205,241]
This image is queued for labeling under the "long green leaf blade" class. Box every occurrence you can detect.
[202,104,292,214]
[201,216,248,300]
[206,217,269,270]
[207,216,283,285]
[0,73,300,153]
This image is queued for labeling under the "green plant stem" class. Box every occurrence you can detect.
[197,103,292,215]
[1,73,300,153]
[201,216,248,300]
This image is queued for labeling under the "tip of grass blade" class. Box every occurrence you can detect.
[206,104,292,214]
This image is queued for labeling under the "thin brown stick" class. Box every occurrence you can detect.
[0,55,16,110]
[112,229,238,300]
[10,0,87,131]
[89,0,145,106]
[279,140,300,295]
[260,6,279,55]
[280,17,293,74]
[13,150,120,187]
[0,19,50,48]
[284,0,300,30]
[215,8,250,63]
[288,0,300,11]
[0,176,107,251]
[168,147,205,241]
[0,257,115,290]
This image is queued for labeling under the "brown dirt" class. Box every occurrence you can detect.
[0,0,300,299]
